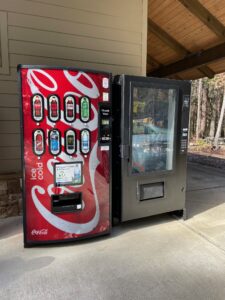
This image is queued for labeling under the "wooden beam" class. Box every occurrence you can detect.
[178,0,225,39]
[148,42,225,77]
[147,54,162,68]
[147,55,183,79]
[198,65,215,78]
[148,19,188,56]
[148,18,214,78]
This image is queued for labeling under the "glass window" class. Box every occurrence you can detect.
[131,86,176,174]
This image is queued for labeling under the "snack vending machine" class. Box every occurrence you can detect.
[18,65,111,246]
[112,75,191,222]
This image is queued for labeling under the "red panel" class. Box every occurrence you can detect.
[19,67,111,244]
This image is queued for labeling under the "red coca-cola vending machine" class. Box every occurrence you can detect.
[18,65,111,246]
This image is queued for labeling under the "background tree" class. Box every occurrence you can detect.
[189,73,225,148]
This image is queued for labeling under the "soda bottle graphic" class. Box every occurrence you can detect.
[74,164,81,184]
[80,97,90,122]
[81,130,90,154]
[65,130,76,155]
[51,133,59,151]
[36,133,43,151]
[67,135,74,150]
[34,97,41,117]
[33,129,44,156]
[49,130,60,155]
[67,99,74,117]
[51,99,58,118]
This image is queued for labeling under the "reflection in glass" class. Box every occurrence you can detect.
[132,87,176,174]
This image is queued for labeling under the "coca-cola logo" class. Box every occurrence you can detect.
[31,229,48,236]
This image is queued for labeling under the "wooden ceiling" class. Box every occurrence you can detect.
[147,0,225,80]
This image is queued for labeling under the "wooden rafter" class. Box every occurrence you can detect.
[178,0,225,39]
[147,54,182,79]
[148,41,225,77]
[148,18,214,78]
[147,54,162,68]
[148,19,188,56]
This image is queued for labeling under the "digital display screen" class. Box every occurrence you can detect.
[54,162,83,186]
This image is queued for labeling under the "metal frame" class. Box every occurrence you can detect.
[127,79,179,177]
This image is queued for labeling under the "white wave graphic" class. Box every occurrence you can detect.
[31,142,100,234]
[63,71,99,98]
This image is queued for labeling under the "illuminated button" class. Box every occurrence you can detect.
[31,94,44,122]
[102,77,109,88]
[48,95,60,122]
[80,129,90,154]
[80,96,90,123]
[103,92,109,101]
[49,129,61,156]
[33,129,45,156]
[65,129,76,155]
[64,95,76,122]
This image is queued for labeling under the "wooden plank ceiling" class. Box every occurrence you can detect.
[148,0,225,79]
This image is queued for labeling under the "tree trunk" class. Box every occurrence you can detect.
[200,85,207,138]
[196,79,202,142]
[214,86,225,149]
[209,100,216,138]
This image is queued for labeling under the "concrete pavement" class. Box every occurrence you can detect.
[1,162,225,300]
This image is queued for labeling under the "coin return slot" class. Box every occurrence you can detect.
[51,193,82,213]
[139,182,164,201]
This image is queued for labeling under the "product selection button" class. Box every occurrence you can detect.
[102,77,109,89]
[80,129,90,154]
[80,96,90,123]
[65,129,76,155]
[49,129,61,156]
[33,129,45,156]
[31,94,44,122]
[48,95,60,122]
[64,95,76,122]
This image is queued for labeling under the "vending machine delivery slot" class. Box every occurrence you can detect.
[51,193,82,214]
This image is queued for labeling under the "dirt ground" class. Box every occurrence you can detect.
[188,143,225,159]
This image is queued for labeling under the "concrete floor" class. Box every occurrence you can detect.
[1,163,225,300]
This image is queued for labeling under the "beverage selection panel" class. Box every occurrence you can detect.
[31,93,107,157]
